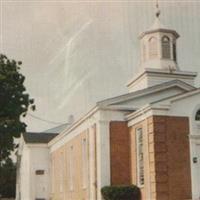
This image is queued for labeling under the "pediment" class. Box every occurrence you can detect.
[97,80,195,111]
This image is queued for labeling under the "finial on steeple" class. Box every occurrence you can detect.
[155,0,160,18]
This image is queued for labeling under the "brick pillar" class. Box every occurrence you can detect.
[148,116,169,200]
[110,121,130,185]
[149,116,192,200]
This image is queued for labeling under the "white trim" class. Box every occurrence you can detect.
[99,105,137,111]
[26,144,48,148]
[126,68,197,89]
[139,28,180,39]
[126,104,170,127]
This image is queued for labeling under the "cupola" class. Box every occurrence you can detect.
[139,4,179,71]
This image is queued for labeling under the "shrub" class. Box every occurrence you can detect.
[101,185,141,200]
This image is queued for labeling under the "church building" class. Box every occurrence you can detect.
[17,5,200,200]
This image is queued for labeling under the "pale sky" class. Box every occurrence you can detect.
[1,0,200,132]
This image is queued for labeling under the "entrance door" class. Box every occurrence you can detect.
[35,170,47,200]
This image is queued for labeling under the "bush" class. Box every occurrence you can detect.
[101,185,141,200]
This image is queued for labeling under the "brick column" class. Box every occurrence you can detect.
[149,116,192,200]
[110,121,130,185]
[148,117,169,200]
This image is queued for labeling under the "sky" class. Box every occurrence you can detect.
[1,0,200,132]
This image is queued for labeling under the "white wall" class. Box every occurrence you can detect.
[29,146,50,200]
[19,143,51,200]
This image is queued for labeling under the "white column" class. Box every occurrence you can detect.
[96,120,111,200]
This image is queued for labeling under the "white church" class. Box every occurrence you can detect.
[16,4,200,200]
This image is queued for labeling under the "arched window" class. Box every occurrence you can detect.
[162,36,171,59]
[173,42,177,62]
[195,109,200,121]
[149,37,158,59]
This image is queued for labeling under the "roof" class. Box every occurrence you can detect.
[150,17,166,30]
[44,123,69,133]
[23,132,58,144]
[139,17,179,39]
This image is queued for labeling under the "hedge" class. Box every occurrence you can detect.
[101,185,141,200]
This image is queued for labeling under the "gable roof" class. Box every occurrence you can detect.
[23,132,58,144]
[97,80,195,109]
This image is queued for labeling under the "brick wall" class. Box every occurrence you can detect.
[110,121,131,185]
[152,116,192,200]
[129,116,192,200]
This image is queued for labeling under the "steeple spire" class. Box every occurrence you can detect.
[155,0,161,18]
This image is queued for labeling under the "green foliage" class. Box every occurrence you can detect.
[0,54,35,161]
[0,158,16,197]
[101,185,141,200]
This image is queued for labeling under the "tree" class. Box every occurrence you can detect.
[0,54,35,164]
[0,158,16,197]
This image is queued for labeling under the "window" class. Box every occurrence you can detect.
[69,146,74,191]
[149,37,158,59]
[35,170,45,175]
[162,36,170,59]
[195,109,200,121]
[136,128,144,186]
[173,42,177,62]
[52,158,55,193]
[82,138,88,188]
[59,152,64,192]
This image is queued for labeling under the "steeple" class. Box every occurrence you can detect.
[126,2,197,92]
[139,1,179,71]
